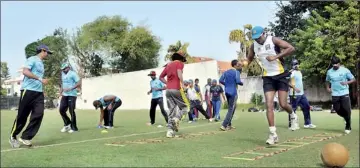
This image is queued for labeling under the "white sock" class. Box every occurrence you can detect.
[269,126,277,134]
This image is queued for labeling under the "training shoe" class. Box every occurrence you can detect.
[157,125,163,128]
[266,133,279,145]
[209,118,214,122]
[18,137,32,146]
[227,126,236,130]
[220,126,227,131]
[68,129,78,133]
[188,121,193,124]
[345,130,351,134]
[61,125,71,133]
[304,124,316,129]
[166,129,175,138]
[104,126,114,129]
[9,137,20,148]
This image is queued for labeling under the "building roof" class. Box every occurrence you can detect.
[192,56,232,73]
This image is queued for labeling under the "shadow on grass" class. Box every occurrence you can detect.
[276,125,344,133]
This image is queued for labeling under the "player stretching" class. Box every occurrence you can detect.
[246,26,299,145]
[288,59,316,129]
[93,95,122,129]
[59,63,81,133]
[9,44,51,148]
[159,51,189,138]
[187,79,214,123]
[326,56,355,134]
[219,60,243,131]
[146,71,168,127]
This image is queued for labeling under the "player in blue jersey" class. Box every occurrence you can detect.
[93,95,122,129]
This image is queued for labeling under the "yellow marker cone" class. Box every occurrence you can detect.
[101,130,108,133]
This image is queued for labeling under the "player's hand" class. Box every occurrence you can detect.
[327,88,332,93]
[107,104,112,110]
[41,78,49,85]
[63,88,72,92]
[340,82,347,85]
[147,91,151,95]
[266,56,278,62]
[295,88,301,93]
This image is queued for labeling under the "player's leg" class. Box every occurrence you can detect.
[221,94,235,130]
[109,100,122,127]
[188,102,195,123]
[171,90,189,132]
[288,95,300,129]
[157,98,169,124]
[20,92,45,146]
[59,96,71,132]
[9,90,33,148]
[103,108,110,128]
[228,95,238,128]
[195,100,211,120]
[299,95,315,128]
[165,90,178,137]
[148,98,158,125]
[340,95,352,134]
[68,96,78,132]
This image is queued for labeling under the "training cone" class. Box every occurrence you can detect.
[321,142,349,167]
[101,130,108,134]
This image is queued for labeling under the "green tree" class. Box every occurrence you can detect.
[1,62,10,79]
[164,40,195,64]
[24,28,69,101]
[290,0,358,85]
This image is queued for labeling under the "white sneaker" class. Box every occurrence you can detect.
[61,125,71,133]
[304,124,317,129]
[266,133,279,145]
[68,130,76,133]
[157,125,163,128]
[345,130,351,134]
[18,137,32,146]
[290,114,299,131]
[166,129,175,138]
[209,118,214,122]
[9,137,20,148]
[104,126,113,129]
[188,121,193,124]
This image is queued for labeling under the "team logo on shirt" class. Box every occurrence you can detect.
[265,44,271,50]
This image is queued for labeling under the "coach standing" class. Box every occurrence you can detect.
[59,63,81,133]
[147,71,168,127]
[9,44,52,148]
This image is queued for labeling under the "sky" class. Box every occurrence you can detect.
[1,1,278,77]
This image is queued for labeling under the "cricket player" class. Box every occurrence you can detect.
[246,26,299,145]
[204,78,213,118]
[147,71,168,127]
[9,44,52,148]
[219,60,243,131]
[210,79,226,121]
[288,59,316,129]
[93,95,122,129]
[187,79,214,123]
[159,51,189,138]
[325,56,355,134]
[59,63,81,133]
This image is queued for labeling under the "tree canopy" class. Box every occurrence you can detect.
[165,40,195,64]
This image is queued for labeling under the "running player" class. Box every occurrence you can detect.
[159,51,189,138]
[203,78,213,118]
[93,95,122,129]
[9,44,52,148]
[325,56,355,134]
[288,59,316,129]
[245,26,299,145]
[187,79,213,123]
[147,71,168,127]
[59,63,81,133]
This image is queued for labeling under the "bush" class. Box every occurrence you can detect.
[250,93,263,105]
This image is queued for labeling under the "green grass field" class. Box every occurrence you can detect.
[1,106,359,167]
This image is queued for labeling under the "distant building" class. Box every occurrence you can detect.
[2,66,24,97]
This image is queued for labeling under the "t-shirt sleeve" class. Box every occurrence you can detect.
[25,58,35,69]
[345,68,355,80]
[159,67,167,78]
[219,86,224,93]
[72,72,80,83]
[176,61,184,70]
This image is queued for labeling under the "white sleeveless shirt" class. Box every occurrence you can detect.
[253,36,285,76]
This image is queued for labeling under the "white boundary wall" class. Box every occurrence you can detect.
[77,60,330,110]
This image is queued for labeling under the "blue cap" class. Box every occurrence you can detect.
[36,44,53,54]
[212,79,217,83]
[188,79,194,84]
[251,26,264,40]
[61,63,69,70]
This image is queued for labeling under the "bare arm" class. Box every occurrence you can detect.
[246,43,255,64]
[325,82,331,92]
[177,69,184,86]
[23,68,41,80]
[272,37,295,59]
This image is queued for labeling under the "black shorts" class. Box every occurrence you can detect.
[262,72,291,93]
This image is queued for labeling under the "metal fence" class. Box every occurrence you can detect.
[1,96,20,110]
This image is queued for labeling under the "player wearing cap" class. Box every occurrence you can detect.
[245,26,298,145]
[187,79,213,123]
[288,59,316,129]
[93,95,122,129]
[146,71,168,127]
[59,63,81,133]
[9,44,52,148]
[210,79,226,122]
[159,51,189,138]
[326,56,355,134]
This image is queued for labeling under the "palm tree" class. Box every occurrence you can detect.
[164,40,195,64]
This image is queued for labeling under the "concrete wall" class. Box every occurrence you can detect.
[77,60,331,110]
[77,60,220,110]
